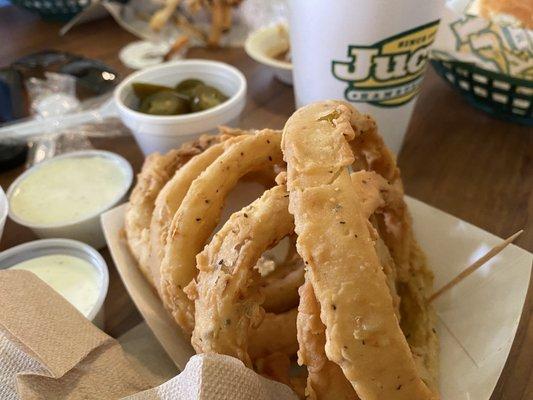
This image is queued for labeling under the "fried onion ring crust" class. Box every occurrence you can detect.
[349,121,438,390]
[248,308,298,360]
[125,134,220,285]
[283,101,437,400]
[260,257,304,314]
[191,185,294,366]
[298,278,359,400]
[149,136,244,292]
[161,129,284,332]
[297,174,400,400]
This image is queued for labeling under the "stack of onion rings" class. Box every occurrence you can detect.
[125,102,439,399]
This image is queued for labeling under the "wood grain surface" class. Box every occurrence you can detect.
[0,6,531,399]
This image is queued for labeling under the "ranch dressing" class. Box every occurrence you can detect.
[10,156,128,226]
[10,254,100,317]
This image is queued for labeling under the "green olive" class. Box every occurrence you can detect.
[175,79,204,99]
[139,90,191,115]
[132,82,173,100]
[190,85,228,112]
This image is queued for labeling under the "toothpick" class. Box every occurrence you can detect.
[429,230,524,303]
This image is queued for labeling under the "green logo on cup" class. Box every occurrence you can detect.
[332,20,440,107]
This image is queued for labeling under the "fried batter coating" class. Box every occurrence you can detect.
[248,308,299,360]
[349,120,439,390]
[260,257,304,314]
[298,279,359,400]
[149,136,244,292]
[125,135,221,285]
[283,101,438,400]
[190,185,294,366]
[160,130,283,333]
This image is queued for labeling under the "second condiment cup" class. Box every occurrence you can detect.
[6,150,133,249]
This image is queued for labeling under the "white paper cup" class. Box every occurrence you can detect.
[289,0,445,153]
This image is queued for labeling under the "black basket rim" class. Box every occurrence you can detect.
[431,59,533,89]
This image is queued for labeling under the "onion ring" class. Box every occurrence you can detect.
[160,129,284,332]
[296,175,401,400]
[189,174,388,366]
[128,130,299,361]
[125,134,220,285]
[260,257,304,314]
[349,121,439,390]
[248,308,298,360]
[298,278,359,400]
[283,100,437,399]
[149,136,245,292]
[256,234,305,314]
[190,184,294,365]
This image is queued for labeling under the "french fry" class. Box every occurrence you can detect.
[150,0,182,31]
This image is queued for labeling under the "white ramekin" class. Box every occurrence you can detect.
[0,186,7,242]
[114,59,247,155]
[0,238,109,328]
[244,24,293,85]
[6,150,133,249]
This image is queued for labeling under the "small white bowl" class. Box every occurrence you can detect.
[0,186,7,242]
[6,150,133,249]
[0,238,109,328]
[245,23,293,85]
[114,59,247,155]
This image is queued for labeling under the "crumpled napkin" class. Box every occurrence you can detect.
[126,354,297,400]
[0,270,297,400]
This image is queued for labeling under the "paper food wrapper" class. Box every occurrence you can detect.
[0,271,297,399]
[432,0,532,80]
[100,197,532,400]
[71,0,288,47]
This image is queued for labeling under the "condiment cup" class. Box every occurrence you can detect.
[0,238,109,329]
[245,24,293,85]
[0,186,7,242]
[114,59,247,155]
[6,150,133,249]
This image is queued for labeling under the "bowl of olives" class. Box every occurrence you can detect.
[114,60,247,155]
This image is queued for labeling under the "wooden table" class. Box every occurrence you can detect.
[0,6,531,400]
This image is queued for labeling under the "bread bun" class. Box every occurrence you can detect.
[480,0,532,29]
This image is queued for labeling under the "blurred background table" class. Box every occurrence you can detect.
[0,5,531,400]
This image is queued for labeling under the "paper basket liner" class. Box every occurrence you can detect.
[101,197,532,400]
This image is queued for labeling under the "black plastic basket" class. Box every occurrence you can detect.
[10,0,90,21]
[431,59,533,126]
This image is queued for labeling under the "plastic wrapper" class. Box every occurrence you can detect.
[432,0,532,80]
[26,72,81,118]
[0,98,130,167]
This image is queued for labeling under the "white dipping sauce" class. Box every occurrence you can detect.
[10,254,100,317]
[10,156,128,226]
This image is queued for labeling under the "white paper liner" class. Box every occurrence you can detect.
[102,197,532,400]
